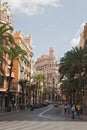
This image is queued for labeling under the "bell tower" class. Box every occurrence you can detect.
[49,47,55,58]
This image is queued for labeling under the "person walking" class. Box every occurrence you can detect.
[75,104,80,116]
[64,104,67,114]
[71,104,75,119]
[67,103,71,114]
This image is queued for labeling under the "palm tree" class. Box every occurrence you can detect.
[7,45,27,111]
[0,23,14,46]
[28,84,38,105]
[0,50,6,75]
[59,47,87,104]
[7,45,27,91]
[59,50,76,103]
[0,23,15,75]
[25,82,31,108]
[71,47,87,103]
[0,23,25,111]
[60,79,72,102]
[33,73,45,103]
[18,79,27,109]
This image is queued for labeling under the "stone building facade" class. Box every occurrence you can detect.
[35,47,60,102]
[13,31,33,106]
[0,2,14,109]
[79,23,87,48]
[0,2,33,109]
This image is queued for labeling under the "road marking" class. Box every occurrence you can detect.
[39,105,53,118]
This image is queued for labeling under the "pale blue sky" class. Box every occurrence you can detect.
[3,0,87,61]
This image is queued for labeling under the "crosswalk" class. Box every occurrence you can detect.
[0,121,55,130]
[0,121,87,130]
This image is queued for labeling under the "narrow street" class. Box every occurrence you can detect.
[0,105,87,130]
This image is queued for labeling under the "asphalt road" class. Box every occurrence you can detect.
[0,105,87,130]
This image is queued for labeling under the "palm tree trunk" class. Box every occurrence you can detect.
[22,87,25,109]
[33,90,35,104]
[79,77,83,104]
[72,88,75,104]
[35,88,37,104]
[28,90,31,108]
[7,63,13,112]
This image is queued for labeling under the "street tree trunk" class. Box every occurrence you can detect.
[7,62,13,112]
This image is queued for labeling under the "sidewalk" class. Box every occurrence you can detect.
[0,107,30,116]
[0,106,48,116]
[0,109,20,116]
[60,105,87,121]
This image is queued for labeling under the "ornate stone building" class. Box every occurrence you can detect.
[0,2,13,27]
[0,2,33,109]
[79,23,87,48]
[0,2,14,109]
[13,32,33,105]
[35,47,60,102]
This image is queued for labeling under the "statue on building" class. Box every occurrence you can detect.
[0,2,13,23]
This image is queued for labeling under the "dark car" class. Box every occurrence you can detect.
[53,103,58,107]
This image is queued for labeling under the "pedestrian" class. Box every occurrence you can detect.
[64,104,67,114]
[67,103,71,114]
[30,105,34,111]
[14,103,17,110]
[71,104,75,119]
[75,104,80,116]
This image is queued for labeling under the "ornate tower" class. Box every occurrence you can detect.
[0,1,14,28]
[49,47,55,58]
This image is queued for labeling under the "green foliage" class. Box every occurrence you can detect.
[0,23,15,75]
[8,45,27,62]
[34,73,45,82]
[18,79,27,88]
[59,46,87,102]
[29,84,38,91]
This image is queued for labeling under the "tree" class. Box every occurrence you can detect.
[34,73,45,87]
[59,47,87,104]
[28,84,38,105]
[0,23,14,47]
[0,50,6,75]
[70,47,87,103]
[18,79,27,109]
[59,50,76,103]
[0,23,15,75]
[7,45,27,111]
[0,23,27,111]
[33,73,45,103]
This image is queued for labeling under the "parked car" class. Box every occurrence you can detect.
[53,103,58,107]
[42,102,48,107]
[58,101,61,105]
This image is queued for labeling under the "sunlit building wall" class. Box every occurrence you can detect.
[13,31,33,94]
[35,47,60,102]
[0,2,15,108]
[0,2,34,108]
